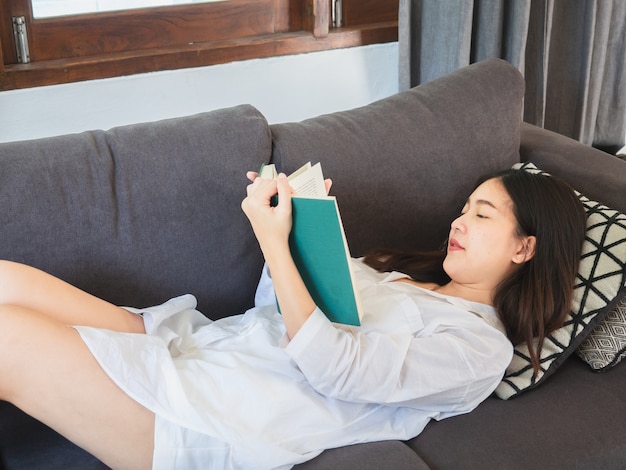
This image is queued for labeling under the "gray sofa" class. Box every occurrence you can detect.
[1,58,625,469]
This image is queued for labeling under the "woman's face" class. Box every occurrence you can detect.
[443,178,534,291]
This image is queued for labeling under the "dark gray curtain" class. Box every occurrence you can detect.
[399,0,626,153]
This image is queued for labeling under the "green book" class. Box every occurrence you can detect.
[260,162,363,326]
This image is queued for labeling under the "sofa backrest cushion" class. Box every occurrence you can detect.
[0,104,270,319]
[270,58,525,256]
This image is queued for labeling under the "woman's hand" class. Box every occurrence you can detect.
[241,172,294,256]
[242,171,333,253]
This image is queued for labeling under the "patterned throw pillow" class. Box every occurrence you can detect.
[494,162,626,399]
[577,295,626,370]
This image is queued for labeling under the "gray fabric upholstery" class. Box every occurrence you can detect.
[271,58,524,257]
[407,357,626,469]
[0,104,270,319]
[520,122,626,214]
[295,441,429,470]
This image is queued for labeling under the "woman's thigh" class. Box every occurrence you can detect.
[0,260,145,333]
[0,305,155,470]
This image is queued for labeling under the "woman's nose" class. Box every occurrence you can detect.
[451,214,466,232]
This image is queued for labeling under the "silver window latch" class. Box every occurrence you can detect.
[12,16,31,64]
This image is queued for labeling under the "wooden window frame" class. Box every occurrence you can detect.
[0,0,398,91]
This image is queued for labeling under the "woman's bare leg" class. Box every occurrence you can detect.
[0,305,154,469]
[0,260,153,466]
[0,260,144,333]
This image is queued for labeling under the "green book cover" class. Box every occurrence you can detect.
[289,196,362,326]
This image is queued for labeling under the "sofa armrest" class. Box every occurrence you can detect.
[520,122,626,213]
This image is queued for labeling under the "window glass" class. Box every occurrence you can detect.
[31,0,224,18]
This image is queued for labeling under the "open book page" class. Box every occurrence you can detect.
[259,162,326,198]
[288,162,326,198]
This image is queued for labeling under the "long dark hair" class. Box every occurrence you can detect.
[364,169,587,375]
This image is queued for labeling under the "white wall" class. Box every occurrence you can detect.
[0,42,399,144]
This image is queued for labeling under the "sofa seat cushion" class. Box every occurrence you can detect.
[408,357,626,469]
[295,440,429,470]
[271,58,525,257]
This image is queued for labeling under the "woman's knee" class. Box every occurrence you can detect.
[0,260,34,305]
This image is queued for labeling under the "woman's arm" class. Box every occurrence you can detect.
[285,310,513,409]
[241,172,316,339]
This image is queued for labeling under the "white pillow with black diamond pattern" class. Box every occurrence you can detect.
[577,295,626,370]
[495,162,626,399]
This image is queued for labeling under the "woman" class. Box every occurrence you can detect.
[0,169,585,469]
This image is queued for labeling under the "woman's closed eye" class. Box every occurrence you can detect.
[460,207,488,219]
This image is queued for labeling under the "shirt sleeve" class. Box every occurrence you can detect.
[254,263,276,307]
[284,307,513,411]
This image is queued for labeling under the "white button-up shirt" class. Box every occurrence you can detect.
[76,258,513,469]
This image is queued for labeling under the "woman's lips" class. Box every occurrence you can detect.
[448,238,464,251]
